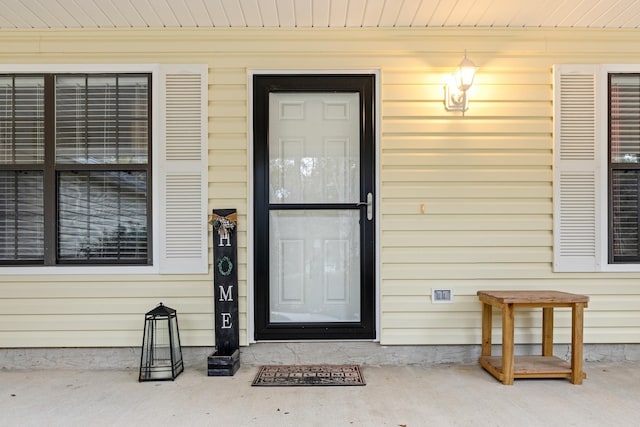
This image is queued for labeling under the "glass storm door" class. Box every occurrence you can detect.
[253,75,375,340]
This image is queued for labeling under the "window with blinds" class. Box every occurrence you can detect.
[609,74,640,262]
[0,73,151,265]
[0,76,45,263]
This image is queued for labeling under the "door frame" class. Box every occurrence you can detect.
[247,70,380,342]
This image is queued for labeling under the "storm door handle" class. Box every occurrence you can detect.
[356,192,373,221]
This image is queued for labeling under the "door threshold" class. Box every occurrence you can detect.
[251,339,379,344]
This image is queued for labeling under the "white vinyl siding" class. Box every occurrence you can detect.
[1,29,640,348]
[381,66,554,345]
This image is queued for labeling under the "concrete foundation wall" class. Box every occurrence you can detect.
[2,343,639,370]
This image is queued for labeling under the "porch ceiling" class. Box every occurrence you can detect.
[0,0,638,30]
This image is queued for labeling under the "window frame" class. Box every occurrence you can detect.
[0,64,162,275]
[599,65,640,271]
[0,73,154,266]
[607,72,640,264]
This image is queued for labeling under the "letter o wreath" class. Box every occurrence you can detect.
[217,256,233,276]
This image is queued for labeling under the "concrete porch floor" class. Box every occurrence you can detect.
[2,361,639,426]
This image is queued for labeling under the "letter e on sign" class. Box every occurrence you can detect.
[221,312,232,329]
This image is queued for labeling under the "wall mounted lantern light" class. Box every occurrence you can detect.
[444,50,477,114]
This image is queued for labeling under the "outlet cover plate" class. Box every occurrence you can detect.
[432,289,453,303]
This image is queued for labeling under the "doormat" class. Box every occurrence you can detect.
[251,364,366,386]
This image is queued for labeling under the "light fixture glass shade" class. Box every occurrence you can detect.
[455,55,477,91]
[445,50,477,113]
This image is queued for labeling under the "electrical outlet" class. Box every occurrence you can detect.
[432,289,453,303]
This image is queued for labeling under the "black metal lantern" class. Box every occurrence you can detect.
[139,303,184,381]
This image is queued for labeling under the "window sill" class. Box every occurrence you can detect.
[600,263,640,273]
[0,265,159,275]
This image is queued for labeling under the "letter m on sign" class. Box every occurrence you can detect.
[219,285,233,302]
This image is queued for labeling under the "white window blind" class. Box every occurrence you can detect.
[0,76,45,262]
[55,74,150,264]
[0,171,44,261]
[0,76,44,164]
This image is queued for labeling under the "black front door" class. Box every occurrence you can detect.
[253,74,376,340]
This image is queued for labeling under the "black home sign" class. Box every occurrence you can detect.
[208,209,240,376]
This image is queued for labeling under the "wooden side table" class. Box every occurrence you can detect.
[477,290,589,385]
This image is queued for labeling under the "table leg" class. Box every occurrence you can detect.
[481,303,492,357]
[502,303,515,385]
[542,307,554,357]
[571,303,585,384]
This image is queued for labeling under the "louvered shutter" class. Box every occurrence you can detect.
[553,65,600,272]
[158,65,208,274]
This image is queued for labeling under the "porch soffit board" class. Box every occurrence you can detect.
[0,0,638,30]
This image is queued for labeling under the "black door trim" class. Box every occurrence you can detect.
[253,74,376,340]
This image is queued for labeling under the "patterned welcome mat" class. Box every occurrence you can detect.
[252,364,366,386]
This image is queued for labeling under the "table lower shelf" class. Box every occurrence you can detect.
[479,355,586,381]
